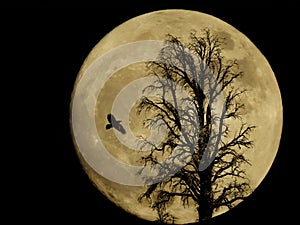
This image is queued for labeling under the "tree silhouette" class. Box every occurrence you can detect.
[137,29,255,223]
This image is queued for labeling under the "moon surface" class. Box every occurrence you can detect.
[70,9,283,224]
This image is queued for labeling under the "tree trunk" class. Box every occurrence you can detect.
[197,168,213,222]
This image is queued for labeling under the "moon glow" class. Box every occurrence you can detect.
[70,9,283,224]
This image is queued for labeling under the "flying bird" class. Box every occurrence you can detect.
[106,113,126,134]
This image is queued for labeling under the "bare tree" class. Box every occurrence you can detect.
[137,29,255,223]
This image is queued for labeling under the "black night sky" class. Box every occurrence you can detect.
[3,2,296,224]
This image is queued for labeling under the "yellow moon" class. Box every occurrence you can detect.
[70,9,283,224]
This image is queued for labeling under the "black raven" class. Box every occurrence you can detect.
[106,113,126,134]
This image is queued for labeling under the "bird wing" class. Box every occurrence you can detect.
[110,114,117,124]
[107,113,112,123]
[106,123,112,130]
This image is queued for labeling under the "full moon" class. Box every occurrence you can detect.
[70,9,283,224]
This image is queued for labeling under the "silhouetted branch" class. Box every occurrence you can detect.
[213,181,252,209]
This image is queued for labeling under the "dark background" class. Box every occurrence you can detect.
[3,2,295,224]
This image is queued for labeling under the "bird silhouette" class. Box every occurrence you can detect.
[106,113,126,134]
